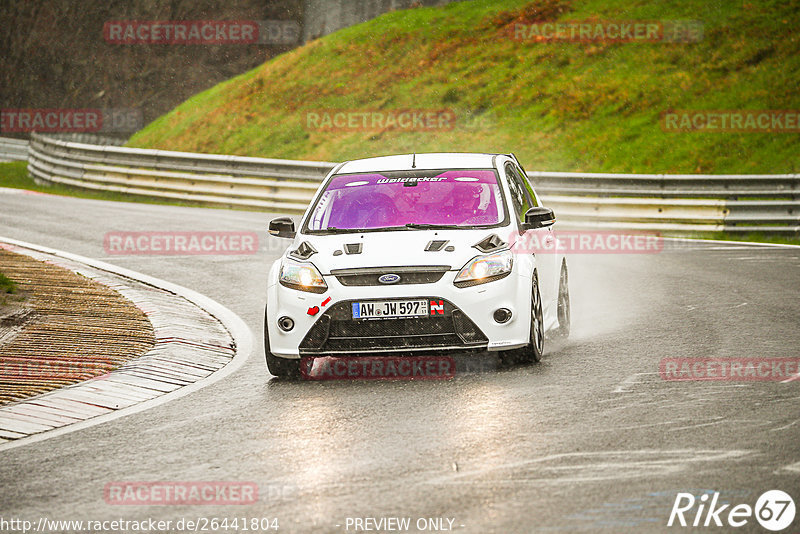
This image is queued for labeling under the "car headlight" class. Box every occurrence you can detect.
[279,260,327,293]
[454,250,513,287]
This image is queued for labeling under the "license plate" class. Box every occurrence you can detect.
[352,299,429,319]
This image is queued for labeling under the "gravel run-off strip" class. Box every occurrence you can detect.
[0,248,155,404]
[0,241,236,444]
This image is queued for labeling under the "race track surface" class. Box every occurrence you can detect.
[1,190,798,533]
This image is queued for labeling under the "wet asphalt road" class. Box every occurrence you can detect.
[0,190,798,533]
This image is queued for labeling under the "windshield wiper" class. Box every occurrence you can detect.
[319,226,358,234]
[322,225,409,233]
[404,223,462,230]
[318,224,462,233]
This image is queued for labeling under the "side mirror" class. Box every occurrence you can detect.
[522,207,555,230]
[268,217,296,238]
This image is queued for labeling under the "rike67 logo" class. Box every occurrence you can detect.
[668,490,795,531]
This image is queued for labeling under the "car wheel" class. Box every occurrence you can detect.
[555,260,570,339]
[526,271,545,362]
[264,305,301,379]
[500,271,544,365]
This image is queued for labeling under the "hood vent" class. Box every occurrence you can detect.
[289,241,317,260]
[424,240,449,252]
[344,243,363,255]
[473,234,507,253]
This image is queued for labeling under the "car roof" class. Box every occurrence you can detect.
[336,153,508,174]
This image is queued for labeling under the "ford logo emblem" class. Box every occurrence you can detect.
[378,273,401,284]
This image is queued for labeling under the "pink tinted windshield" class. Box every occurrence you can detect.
[306,170,506,230]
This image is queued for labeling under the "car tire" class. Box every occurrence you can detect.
[264,305,301,379]
[500,271,544,365]
[555,260,571,339]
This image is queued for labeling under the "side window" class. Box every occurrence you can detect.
[518,166,540,208]
[505,164,533,222]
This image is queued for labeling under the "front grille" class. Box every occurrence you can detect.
[299,298,488,354]
[331,266,450,286]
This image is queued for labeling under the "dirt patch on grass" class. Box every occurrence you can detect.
[491,0,574,28]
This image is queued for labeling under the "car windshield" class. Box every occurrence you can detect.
[305,169,506,232]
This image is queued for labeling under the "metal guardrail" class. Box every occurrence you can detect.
[27,133,335,213]
[0,137,29,162]
[21,133,800,234]
[530,171,800,233]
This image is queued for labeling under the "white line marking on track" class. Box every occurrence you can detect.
[669,417,726,432]
[770,419,800,432]
[781,373,800,383]
[779,461,800,473]
[612,372,661,393]
[423,449,753,485]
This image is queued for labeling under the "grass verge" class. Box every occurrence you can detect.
[0,272,16,295]
[690,231,800,246]
[0,271,20,308]
[127,0,800,175]
[0,161,261,211]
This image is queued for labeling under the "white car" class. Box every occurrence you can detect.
[264,153,570,378]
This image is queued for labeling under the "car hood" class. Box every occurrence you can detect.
[288,229,513,274]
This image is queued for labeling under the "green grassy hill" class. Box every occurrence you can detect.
[127,0,800,174]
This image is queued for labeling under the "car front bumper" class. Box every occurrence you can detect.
[266,268,532,359]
